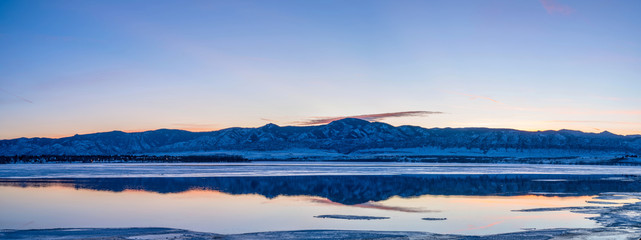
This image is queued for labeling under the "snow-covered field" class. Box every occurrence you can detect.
[151,147,640,163]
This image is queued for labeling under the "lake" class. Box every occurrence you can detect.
[1,162,640,235]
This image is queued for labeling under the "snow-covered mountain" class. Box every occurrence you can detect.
[1,118,640,157]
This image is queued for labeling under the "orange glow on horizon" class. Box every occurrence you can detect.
[10,125,641,140]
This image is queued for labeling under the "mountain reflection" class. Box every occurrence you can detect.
[1,175,639,205]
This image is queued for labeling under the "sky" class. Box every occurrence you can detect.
[0,0,640,139]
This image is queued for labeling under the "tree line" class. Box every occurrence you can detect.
[0,154,249,164]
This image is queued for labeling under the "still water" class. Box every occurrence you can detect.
[1,163,640,235]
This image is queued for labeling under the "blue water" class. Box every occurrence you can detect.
[1,162,640,235]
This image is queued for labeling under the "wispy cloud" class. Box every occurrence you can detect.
[594,96,623,102]
[0,88,33,104]
[295,111,443,126]
[540,0,574,15]
[446,91,503,104]
[602,110,641,116]
[546,120,641,125]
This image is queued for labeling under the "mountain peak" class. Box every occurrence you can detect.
[328,118,370,126]
[260,123,280,129]
[599,130,616,136]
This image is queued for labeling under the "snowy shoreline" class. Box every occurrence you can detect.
[2,227,639,239]
[3,148,640,165]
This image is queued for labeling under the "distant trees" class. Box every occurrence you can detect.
[0,154,249,164]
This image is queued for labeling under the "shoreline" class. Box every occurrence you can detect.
[2,227,639,240]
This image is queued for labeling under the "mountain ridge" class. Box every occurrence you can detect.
[1,118,640,156]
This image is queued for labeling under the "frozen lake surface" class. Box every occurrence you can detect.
[1,162,641,236]
[3,162,641,178]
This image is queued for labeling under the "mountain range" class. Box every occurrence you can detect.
[1,118,640,158]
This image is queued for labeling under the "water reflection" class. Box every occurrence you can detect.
[1,174,639,204]
[2,175,640,235]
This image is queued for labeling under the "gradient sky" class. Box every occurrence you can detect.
[1,0,640,139]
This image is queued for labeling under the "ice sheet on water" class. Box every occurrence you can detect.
[2,162,641,178]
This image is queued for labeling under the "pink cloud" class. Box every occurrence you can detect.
[540,0,574,15]
[295,111,443,126]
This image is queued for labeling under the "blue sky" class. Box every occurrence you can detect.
[1,0,640,139]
